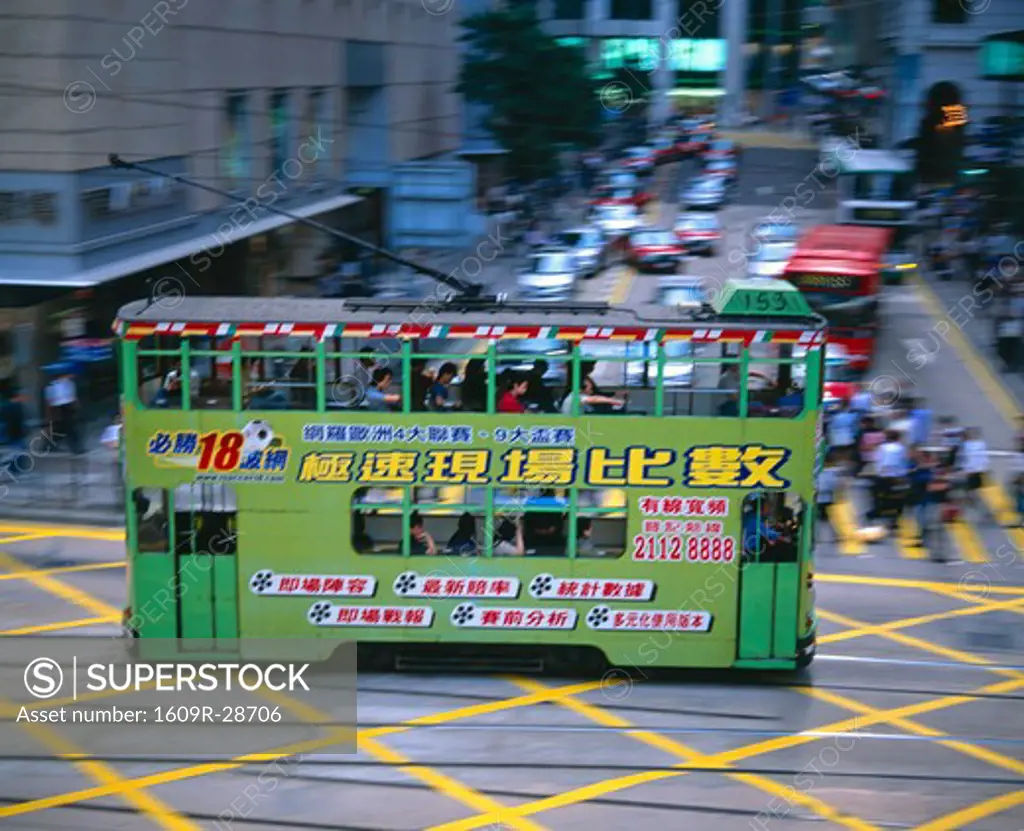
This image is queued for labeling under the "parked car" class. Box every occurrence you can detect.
[681,175,728,210]
[516,248,581,302]
[673,212,721,256]
[553,226,610,278]
[626,228,686,273]
[747,240,797,279]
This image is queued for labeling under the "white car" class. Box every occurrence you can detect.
[517,248,580,302]
[747,240,797,279]
[554,226,609,278]
[593,204,643,237]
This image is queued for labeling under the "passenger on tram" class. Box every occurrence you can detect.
[460,359,487,412]
[575,517,597,556]
[351,511,375,553]
[411,359,432,412]
[428,362,460,411]
[446,512,479,556]
[561,375,625,414]
[364,367,401,412]
[525,360,558,413]
[497,372,530,413]
[493,516,525,556]
[408,511,437,555]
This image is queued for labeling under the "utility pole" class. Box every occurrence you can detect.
[722,0,749,126]
[763,0,781,123]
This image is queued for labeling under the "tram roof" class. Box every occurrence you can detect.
[116,295,825,334]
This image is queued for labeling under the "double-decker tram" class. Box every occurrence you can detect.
[117,279,825,671]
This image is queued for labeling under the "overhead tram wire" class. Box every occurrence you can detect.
[107,153,487,301]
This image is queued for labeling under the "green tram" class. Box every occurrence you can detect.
[117,280,823,670]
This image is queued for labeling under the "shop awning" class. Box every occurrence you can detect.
[0,193,362,288]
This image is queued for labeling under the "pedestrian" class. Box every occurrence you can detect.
[827,401,859,467]
[45,371,82,455]
[957,427,989,522]
[907,447,935,545]
[1,389,26,476]
[856,415,884,479]
[909,398,933,447]
[930,465,961,564]
[816,451,841,542]
[872,428,909,530]
[848,382,873,416]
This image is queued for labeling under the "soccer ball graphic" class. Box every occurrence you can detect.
[242,420,274,456]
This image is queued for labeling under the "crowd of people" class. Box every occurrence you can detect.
[816,388,1024,562]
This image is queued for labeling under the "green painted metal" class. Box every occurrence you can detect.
[737,564,775,660]
[771,563,800,659]
[714,280,814,317]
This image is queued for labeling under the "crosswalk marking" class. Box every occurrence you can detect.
[979,485,1024,550]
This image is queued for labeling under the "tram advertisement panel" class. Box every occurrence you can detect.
[127,411,814,666]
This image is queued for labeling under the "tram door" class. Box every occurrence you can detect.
[174,483,240,652]
[736,492,801,661]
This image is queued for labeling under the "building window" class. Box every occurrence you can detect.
[303,89,327,176]
[268,90,291,176]
[610,0,652,21]
[223,92,250,190]
[932,0,966,24]
[553,0,584,18]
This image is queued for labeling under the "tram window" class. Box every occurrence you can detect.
[741,492,804,564]
[133,488,169,553]
[747,362,804,418]
[241,336,316,411]
[495,340,570,414]
[173,484,238,555]
[576,488,626,558]
[191,337,235,410]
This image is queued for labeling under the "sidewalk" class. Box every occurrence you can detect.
[718,126,819,151]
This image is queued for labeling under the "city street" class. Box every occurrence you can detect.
[1,150,1022,831]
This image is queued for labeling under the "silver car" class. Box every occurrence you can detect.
[681,176,727,210]
[516,249,580,302]
[593,204,643,237]
[553,226,609,278]
[747,240,796,279]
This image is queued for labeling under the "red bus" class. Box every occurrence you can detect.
[783,225,893,372]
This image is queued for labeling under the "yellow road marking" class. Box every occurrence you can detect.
[0,560,124,581]
[924,582,1024,615]
[979,484,1024,550]
[608,266,636,305]
[0,550,119,619]
[946,519,988,563]
[261,688,549,831]
[802,687,1024,778]
[11,702,199,831]
[896,516,927,560]
[831,496,865,555]
[439,676,1024,830]
[911,274,1024,547]
[0,522,124,541]
[914,789,1024,831]
[0,532,50,544]
[818,608,1024,677]
[0,615,118,635]
[510,678,881,831]
[818,596,1024,645]
[815,572,1024,596]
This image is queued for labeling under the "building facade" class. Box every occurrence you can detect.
[0,0,462,418]
[536,0,809,123]
[876,0,1024,145]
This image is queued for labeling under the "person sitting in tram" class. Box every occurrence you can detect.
[493,516,525,556]
[561,375,625,414]
[408,511,437,555]
[428,362,460,411]
[411,359,432,413]
[524,489,567,555]
[351,511,375,553]
[497,372,530,414]
[460,359,487,412]
[525,360,558,413]
[446,512,479,556]
[575,517,598,556]
[364,367,401,412]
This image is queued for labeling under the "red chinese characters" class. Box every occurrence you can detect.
[587,608,712,632]
[450,605,578,630]
[529,575,655,602]
[309,604,434,627]
[637,496,731,517]
[250,571,378,597]
[393,572,521,599]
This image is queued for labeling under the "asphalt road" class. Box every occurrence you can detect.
[0,151,1022,831]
